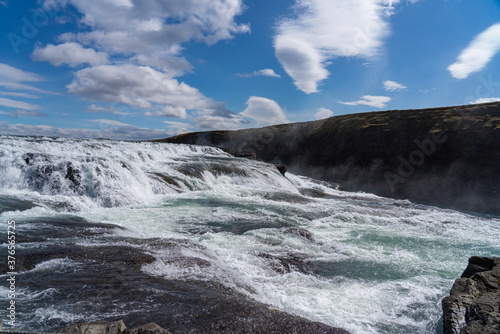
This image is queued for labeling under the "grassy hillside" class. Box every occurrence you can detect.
[153,102,500,214]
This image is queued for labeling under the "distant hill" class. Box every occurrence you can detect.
[153,102,500,215]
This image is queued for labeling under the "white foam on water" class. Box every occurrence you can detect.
[18,287,59,300]
[1,136,499,334]
[0,136,298,211]
[30,258,80,273]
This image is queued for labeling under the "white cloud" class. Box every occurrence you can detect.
[315,107,334,119]
[132,52,193,77]
[0,63,53,94]
[448,23,500,79]
[67,64,215,119]
[0,63,43,84]
[85,104,133,116]
[34,1,252,130]
[0,110,48,118]
[86,104,115,113]
[0,1,8,7]
[89,119,131,127]
[42,0,249,54]
[274,0,400,93]
[237,69,281,78]
[192,114,243,130]
[163,121,195,134]
[33,42,109,67]
[240,96,289,126]
[0,97,39,111]
[469,97,500,104]
[383,80,407,91]
[340,95,391,108]
[0,92,39,99]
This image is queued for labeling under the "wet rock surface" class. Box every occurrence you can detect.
[9,216,350,334]
[58,320,172,334]
[442,256,500,334]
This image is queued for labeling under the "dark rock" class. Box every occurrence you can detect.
[275,164,287,176]
[58,320,172,334]
[233,151,257,159]
[299,188,329,198]
[124,323,171,334]
[258,252,308,274]
[149,172,182,190]
[65,162,81,187]
[442,256,500,334]
[153,102,500,215]
[284,227,314,241]
[58,320,127,334]
[461,256,497,278]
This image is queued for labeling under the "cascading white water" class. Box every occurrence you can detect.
[0,135,296,210]
[0,135,499,334]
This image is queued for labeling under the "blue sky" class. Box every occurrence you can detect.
[0,0,499,140]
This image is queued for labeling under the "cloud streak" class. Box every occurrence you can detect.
[237,69,281,78]
[89,119,132,127]
[0,97,39,111]
[340,95,391,108]
[448,23,500,79]
[383,80,407,91]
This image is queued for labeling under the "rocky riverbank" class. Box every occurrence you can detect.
[442,256,500,334]
[154,102,500,215]
[58,320,171,334]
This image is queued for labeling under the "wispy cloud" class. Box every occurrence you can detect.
[0,97,39,111]
[274,0,402,93]
[163,121,195,135]
[237,69,281,78]
[0,63,54,95]
[383,80,407,92]
[89,119,132,127]
[340,95,391,108]
[448,23,500,79]
[85,104,133,116]
[0,63,43,85]
[0,110,48,118]
[0,92,39,99]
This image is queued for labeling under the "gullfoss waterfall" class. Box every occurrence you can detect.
[0,135,499,334]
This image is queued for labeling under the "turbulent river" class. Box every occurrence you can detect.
[0,135,498,334]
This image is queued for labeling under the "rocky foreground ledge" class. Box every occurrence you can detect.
[55,318,350,334]
[58,320,170,334]
[442,256,500,334]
